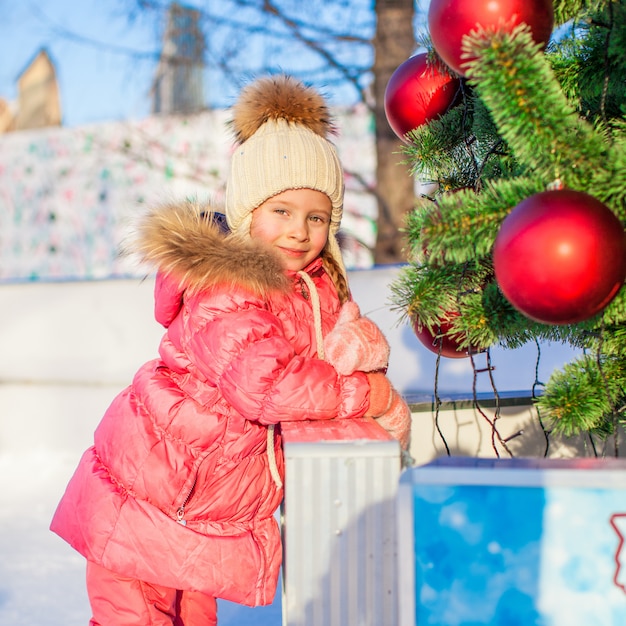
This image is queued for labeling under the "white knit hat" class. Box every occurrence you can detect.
[225,75,346,278]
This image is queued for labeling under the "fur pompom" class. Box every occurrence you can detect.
[231,74,336,143]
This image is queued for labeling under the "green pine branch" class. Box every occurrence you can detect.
[406,177,545,265]
[404,91,524,189]
[462,24,608,191]
[537,351,626,437]
[552,0,609,26]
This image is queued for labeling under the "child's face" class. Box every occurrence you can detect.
[250,188,332,272]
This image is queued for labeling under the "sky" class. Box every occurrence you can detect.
[1,1,166,127]
[0,1,572,132]
[0,0,384,129]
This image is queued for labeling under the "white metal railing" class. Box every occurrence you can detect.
[281,418,401,626]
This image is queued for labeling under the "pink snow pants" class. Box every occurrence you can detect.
[86,561,218,625]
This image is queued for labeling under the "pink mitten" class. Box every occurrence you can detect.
[324,301,390,375]
[375,389,412,451]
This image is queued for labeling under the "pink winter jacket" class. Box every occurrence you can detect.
[50,203,370,606]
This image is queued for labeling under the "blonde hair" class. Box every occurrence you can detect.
[322,247,350,304]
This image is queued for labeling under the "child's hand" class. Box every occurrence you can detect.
[375,389,412,451]
[365,371,394,417]
[323,301,390,375]
[365,372,412,451]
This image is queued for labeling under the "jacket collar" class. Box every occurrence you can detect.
[133,201,291,297]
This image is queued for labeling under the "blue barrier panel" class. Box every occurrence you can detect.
[397,457,626,626]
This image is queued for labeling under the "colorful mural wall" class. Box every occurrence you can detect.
[0,104,377,282]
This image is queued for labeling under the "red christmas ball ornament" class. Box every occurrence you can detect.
[493,189,626,325]
[413,313,474,359]
[428,0,554,76]
[384,52,461,142]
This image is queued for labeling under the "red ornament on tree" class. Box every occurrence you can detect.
[413,313,475,359]
[384,52,461,142]
[493,189,626,325]
[428,0,554,76]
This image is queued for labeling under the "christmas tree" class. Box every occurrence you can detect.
[388,0,626,451]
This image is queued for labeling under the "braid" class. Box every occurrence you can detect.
[322,247,350,304]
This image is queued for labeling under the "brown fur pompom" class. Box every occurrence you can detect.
[231,74,336,144]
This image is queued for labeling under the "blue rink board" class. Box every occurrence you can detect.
[397,457,626,626]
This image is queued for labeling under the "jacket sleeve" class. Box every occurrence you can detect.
[184,294,370,425]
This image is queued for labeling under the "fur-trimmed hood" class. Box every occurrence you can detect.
[131,201,291,296]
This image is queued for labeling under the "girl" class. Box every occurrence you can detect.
[51,74,410,625]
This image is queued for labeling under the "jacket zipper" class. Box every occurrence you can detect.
[176,475,197,526]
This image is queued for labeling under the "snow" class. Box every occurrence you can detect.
[0,449,283,625]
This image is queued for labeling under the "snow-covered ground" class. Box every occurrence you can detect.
[0,422,285,625]
[0,268,581,624]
